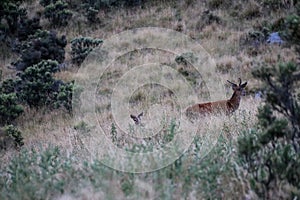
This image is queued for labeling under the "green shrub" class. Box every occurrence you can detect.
[207,0,230,9]
[85,6,100,23]
[82,0,143,10]
[1,146,75,199]
[0,77,23,125]
[16,60,75,111]
[16,60,59,107]
[239,13,300,197]
[262,0,294,10]
[43,0,73,27]
[238,62,300,199]
[0,2,27,35]
[17,17,41,41]
[283,14,300,47]
[39,0,58,7]
[70,36,103,65]
[12,30,67,71]
[0,93,23,125]
[0,125,24,150]
[54,80,76,112]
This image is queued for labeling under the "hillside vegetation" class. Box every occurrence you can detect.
[0,0,299,199]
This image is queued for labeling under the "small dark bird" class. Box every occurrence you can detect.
[130,112,143,125]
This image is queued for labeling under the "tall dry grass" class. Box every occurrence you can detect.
[1,0,297,198]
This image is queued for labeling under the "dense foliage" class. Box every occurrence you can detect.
[238,9,300,199]
[15,60,74,111]
[12,30,67,71]
[71,36,103,65]
[0,125,24,151]
[43,0,73,27]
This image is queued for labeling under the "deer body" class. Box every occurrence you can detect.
[186,78,247,117]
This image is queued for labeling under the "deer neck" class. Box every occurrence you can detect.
[228,91,241,111]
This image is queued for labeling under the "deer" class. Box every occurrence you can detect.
[130,112,144,125]
[185,78,247,118]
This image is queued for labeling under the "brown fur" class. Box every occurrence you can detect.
[186,78,247,118]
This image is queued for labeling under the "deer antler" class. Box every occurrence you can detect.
[238,78,242,86]
[227,80,236,86]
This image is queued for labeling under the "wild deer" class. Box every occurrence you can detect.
[185,78,247,118]
[130,112,144,125]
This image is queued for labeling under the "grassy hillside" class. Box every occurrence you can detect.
[1,0,299,199]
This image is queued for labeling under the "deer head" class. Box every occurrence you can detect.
[227,78,247,97]
[130,112,143,125]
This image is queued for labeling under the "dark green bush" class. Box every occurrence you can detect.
[262,0,295,10]
[0,76,23,125]
[15,60,76,111]
[238,61,300,199]
[0,2,27,35]
[0,125,24,150]
[0,93,23,125]
[70,36,103,65]
[43,0,73,27]
[54,81,76,112]
[85,6,100,23]
[0,2,42,56]
[12,30,67,71]
[81,0,143,10]
[17,17,41,41]
[16,60,59,107]
[207,0,230,9]
[39,0,58,7]
[283,14,300,52]
[238,8,300,197]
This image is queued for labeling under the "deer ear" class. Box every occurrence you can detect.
[241,82,247,88]
[130,114,136,119]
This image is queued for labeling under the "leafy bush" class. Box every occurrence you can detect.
[43,0,73,27]
[81,0,144,10]
[0,125,24,151]
[0,77,23,125]
[207,0,230,9]
[262,0,295,10]
[17,17,41,41]
[238,8,300,198]
[283,13,300,53]
[0,2,27,35]
[70,36,103,65]
[53,81,76,112]
[16,60,59,107]
[238,61,300,199]
[39,0,58,7]
[12,30,67,71]
[85,6,100,23]
[0,93,23,125]
[16,60,74,111]
[0,146,76,199]
[0,2,42,55]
